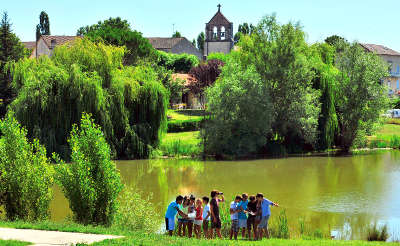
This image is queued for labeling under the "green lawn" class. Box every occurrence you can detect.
[0,240,31,246]
[0,221,396,246]
[159,131,202,157]
[375,123,400,136]
[167,110,204,122]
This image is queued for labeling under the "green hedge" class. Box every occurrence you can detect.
[167,118,203,133]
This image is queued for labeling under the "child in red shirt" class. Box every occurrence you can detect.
[194,198,203,239]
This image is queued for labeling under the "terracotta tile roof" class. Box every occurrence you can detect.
[208,11,232,25]
[360,43,400,56]
[41,35,79,48]
[171,73,197,86]
[22,41,36,50]
[146,37,184,50]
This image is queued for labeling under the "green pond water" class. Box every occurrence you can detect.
[51,150,400,240]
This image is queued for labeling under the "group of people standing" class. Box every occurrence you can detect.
[165,190,279,240]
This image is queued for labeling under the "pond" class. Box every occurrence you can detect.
[50,150,400,240]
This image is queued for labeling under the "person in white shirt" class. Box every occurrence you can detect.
[202,196,211,239]
[229,195,242,240]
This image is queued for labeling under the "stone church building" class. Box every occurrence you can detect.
[204,4,234,58]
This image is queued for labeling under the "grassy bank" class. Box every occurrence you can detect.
[368,123,400,148]
[0,221,397,246]
[158,131,202,157]
[0,240,30,246]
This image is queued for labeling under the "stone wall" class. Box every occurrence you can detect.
[204,41,232,56]
[36,39,51,57]
[171,39,202,60]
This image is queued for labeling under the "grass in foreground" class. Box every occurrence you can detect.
[0,221,397,246]
[159,131,202,157]
[0,240,31,246]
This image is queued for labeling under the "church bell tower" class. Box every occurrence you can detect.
[204,4,234,58]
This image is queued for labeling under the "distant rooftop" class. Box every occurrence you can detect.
[41,35,79,48]
[360,43,400,56]
[146,37,185,50]
[22,41,35,50]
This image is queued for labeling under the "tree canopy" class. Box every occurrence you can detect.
[8,38,168,160]
[77,17,155,66]
[36,11,50,41]
[0,12,26,118]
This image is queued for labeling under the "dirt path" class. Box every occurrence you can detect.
[0,227,123,245]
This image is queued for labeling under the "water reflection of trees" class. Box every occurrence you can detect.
[112,151,400,239]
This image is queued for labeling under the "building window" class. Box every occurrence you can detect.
[388,81,391,88]
[220,26,226,40]
[397,80,399,90]
[388,61,393,73]
[213,26,218,39]
[397,64,400,74]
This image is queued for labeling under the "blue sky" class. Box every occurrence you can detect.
[2,0,400,51]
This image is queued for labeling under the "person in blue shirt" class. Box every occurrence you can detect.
[256,193,279,239]
[165,195,188,236]
[238,193,249,239]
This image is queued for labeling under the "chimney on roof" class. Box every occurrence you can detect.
[50,39,56,49]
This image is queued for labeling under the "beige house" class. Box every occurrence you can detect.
[23,35,79,58]
[360,43,400,96]
[171,73,203,109]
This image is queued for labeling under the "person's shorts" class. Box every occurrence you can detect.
[194,219,203,226]
[165,217,175,231]
[203,220,210,230]
[211,218,222,229]
[239,219,247,228]
[258,215,270,229]
[247,216,256,228]
[231,219,239,232]
[178,218,185,223]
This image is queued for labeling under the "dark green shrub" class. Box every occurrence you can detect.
[0,113,53,221]
[390,135,400,149]
[167,119,203,133]
[157,51,199,73]
[55,113,123,226]
[367,224,389,241]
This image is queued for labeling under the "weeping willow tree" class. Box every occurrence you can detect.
[310,43,339,151]
[8,38,168,159]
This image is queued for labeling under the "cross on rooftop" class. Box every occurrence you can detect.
[217,4,221,12]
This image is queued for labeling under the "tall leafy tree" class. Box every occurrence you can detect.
[0,12,25,118]
[187,59,224,107]
[8,39,168,160]
[196,32,205,52]
[335,43,389,152]
[234,23,255,43]
[203,57,273,157]
[310,43,339,150]
[36,11,50,40]
[77,17,155,66]
[238,15,320,153]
